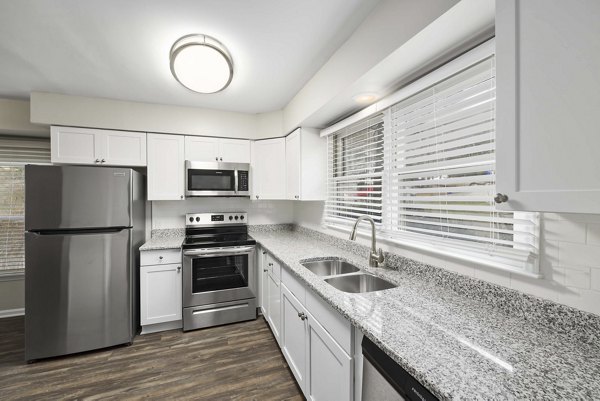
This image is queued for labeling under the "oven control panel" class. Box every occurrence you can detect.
[186,212,248,226]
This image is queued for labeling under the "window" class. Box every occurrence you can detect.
[325,41,540,274]
[0,136,50,273]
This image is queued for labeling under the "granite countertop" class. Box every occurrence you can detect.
[249,226,600,400]
[139,228,185,251]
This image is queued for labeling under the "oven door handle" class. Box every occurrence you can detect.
[183,246,256,257]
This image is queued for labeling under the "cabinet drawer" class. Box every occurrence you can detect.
[266,253,281,279]
[282,265,306,305]
[141,249,181,266]
[306,288,352,355]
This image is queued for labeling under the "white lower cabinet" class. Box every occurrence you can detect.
[140,249,182,334]
[266,268,282,345]
[262,249,354,400]
[281,284,308,392]
[307,313,352,401]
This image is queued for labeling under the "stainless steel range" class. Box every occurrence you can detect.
[182,212,257,331]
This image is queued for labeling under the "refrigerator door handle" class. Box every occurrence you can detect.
[29,227,130,235]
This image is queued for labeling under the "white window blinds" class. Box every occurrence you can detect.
[383,57,538,271]
[326,115,384,227]
[0,136,50,272]
[324,49,540,274]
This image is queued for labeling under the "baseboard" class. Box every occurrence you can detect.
[0,308,25,318]
[140,320,182,334]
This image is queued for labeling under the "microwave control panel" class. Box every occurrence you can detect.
[238,171,249,191]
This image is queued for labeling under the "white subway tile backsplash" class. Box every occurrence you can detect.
[591,268,600,291]
[562,266,591,289]
[559,242,600,268]
[586,223,600,246]
[543,219,586,243]
[557,288,600,315]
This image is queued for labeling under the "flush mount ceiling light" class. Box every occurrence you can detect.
[352,93,378,104]
[170,34,233,94]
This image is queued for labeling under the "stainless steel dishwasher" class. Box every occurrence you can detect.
[362,337,439,401]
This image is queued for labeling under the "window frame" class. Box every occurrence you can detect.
[322,39,541,278]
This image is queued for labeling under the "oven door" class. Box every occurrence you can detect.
[183,245,256,308]
[185,161,249,197]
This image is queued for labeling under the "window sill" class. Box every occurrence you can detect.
[0,270,25,282]
[325,224,542,279]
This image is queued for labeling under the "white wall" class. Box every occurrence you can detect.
[151,198,294,230]
[293,202,600,316]
[0,98,48,136]
[30,92,284,140]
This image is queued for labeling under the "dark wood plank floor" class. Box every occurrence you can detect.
[0,316,303,400]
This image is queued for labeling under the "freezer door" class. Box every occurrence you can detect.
[25,228,132,361]
[25,165,132,231]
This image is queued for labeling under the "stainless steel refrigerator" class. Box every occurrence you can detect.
[24,165,145,362]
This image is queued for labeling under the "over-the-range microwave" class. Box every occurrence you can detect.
[185,161,250,197]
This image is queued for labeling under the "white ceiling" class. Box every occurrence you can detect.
[0,0,379,114]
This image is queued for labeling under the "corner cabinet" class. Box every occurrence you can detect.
[147,133,185,201]
[140,249,183,334]
[285,128,326,201]
[51,126,147,166]
[251,138,286,200]
[495,0,600,213]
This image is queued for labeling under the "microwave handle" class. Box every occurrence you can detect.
[234,169,239,194]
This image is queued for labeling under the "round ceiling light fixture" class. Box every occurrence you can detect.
[170,34,233,94]
[352,93,378,104]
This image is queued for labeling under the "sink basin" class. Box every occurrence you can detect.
[325,273,396,293]
[301,258,360,276]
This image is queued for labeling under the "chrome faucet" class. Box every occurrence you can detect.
[349,215,385,267]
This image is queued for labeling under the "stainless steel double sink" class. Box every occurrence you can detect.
[300,258,396,293]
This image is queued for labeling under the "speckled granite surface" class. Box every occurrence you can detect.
[249,225,600,400]
[139,228,185,251]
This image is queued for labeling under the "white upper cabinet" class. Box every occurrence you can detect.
[147,133,185,201]
[185,136,250,163]
[251,138,286,200]
[51,126,146,166]
[285,128,326,201]
[220,138,251,164]
[185,136,220,162]
[496,0,600,213]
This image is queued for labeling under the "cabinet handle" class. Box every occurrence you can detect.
[95,159,100,163]
[159,256,163,260]
[220,157,223,161]
[298,312,307,321]
[494,193,509,204]
[262,251,267,255]
[215,157,219,161]
[268,263,273,266]
[256,195,259,199]
[180,195,184,199]
[177,266,181,273]
[101,158,105,163]
[263,269,268,272]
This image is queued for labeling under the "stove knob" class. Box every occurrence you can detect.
[229,216,233,221]
[189,217,194,222]
[195,217,200,222]
[235,215,239,220]
[240,215,245,220]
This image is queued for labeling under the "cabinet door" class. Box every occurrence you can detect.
[140,263,182,326]
[496,0,600,213]
[281,284,308,392]
[220,138,251,163]
[185,136,220,162]
[50,126,99,165]
[147,133,185,200]
[285,129,301,200]
[259,249,269,315]
[266,268,281,345]
[252,138,286,200]
[307,313,352,401]
[101,130,147,166]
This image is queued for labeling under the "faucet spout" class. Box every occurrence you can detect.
[348,215,385,267]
